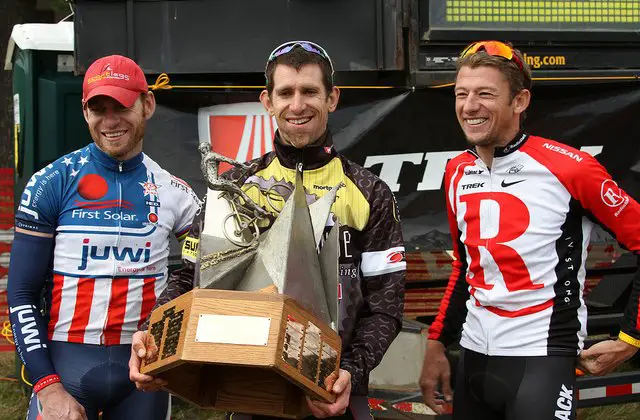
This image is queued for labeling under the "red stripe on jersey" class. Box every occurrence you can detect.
[471,288,554,318]
[67,278,95,343]
[428,158,475,341]
[607,384,632,397]
[451,160,475,215]
[137,277,157,330]
[103,278,130,345]
[175,225,191,240]
[47,274,64,340]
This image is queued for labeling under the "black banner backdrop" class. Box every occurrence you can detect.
[143,83,640,281]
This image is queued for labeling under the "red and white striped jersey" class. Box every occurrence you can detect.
[15,143,200,345]
[428,133,640,356]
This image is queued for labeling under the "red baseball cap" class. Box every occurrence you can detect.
[82,55,149,108]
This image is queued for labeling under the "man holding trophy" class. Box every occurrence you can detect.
[129,41,406,419]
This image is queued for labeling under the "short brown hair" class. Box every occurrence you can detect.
[265,46,333,96]
[456,44,532,100]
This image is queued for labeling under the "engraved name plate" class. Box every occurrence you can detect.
[195,314,271,346]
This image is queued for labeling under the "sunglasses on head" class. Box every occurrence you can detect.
[265,40,335,79]
[460,40,526,74]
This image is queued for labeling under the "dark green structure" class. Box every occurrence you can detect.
[6,23,88,201]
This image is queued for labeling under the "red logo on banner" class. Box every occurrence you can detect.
[201,103,277,173]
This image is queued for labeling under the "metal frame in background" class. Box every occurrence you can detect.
[366,371,640,419]
[414,43,640,87]
[420,0,640,43]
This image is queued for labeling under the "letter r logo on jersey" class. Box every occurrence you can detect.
[600,179,626,207]
[197,102,278,172]
[460,192,541,292]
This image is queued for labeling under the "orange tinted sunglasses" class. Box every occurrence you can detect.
[460,41,525,73]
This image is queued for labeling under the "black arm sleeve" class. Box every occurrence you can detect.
[7,231,56,385]
[340,181,405,394]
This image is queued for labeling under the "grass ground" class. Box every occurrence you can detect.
[0,352,639,419]
[0,352,27,420]
[0,352,223,420]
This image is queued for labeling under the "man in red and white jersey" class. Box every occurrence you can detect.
[8,55,200,420]
[419,41,640,420]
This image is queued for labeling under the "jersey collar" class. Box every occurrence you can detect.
[494,131,529,157]
[273,129,338,170]
[467,131,529,159]
[89,143,144,172]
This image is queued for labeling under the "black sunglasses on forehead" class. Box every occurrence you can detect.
[265,41,335,80]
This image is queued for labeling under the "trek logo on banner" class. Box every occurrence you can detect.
[363,146,604,193]
[197,102,277,172]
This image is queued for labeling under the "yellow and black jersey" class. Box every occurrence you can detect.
[149,130,405,395]
[224,130,406,395]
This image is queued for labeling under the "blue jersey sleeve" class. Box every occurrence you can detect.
[7,231,56,385]
[15,162,64,234]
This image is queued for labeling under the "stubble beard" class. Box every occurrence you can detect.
[280,130,313,149]
[93,119,145,161]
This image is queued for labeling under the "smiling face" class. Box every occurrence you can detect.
[454,65,530,149]
[260,63,339,148]
[83,93,156,160]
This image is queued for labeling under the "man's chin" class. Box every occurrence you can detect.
[282,134,313,148]
[464,134,493,147]
[98,142,128,159]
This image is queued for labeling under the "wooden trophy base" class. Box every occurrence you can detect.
[140,289,341,419]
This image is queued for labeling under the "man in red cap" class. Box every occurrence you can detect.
[81,54,152,161]
[8,54,200,419]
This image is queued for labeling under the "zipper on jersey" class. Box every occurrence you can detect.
[485,162,494,355]
[297,162,304,178]
[101,170,124,345]
[119,161,123,172]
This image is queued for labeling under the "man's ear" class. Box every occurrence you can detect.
[141,92,156,120]
[82,104,90,123]
[327,87,340,113]
[260,90,273,115]
[513,89,531,116]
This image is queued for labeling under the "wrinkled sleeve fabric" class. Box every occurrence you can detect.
[9,165,63,386]
[340,181,406,394]
[558,155,640,342]
[526,138,640,345]
[8,232,56,385]
[139,212,202,331]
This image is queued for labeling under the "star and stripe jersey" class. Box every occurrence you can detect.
[11,143,200,348]
[150,130,406,395]
[428,133,640,356]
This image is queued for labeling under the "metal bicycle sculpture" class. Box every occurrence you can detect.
[198,142,269,247]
